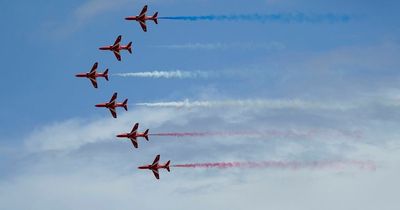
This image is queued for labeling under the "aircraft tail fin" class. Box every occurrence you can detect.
[123,99,128,111]
[104,69,109,81]
[165,161,171,172]
[144,129,149,141]
[153,12,158,24]
[127,42,133,54]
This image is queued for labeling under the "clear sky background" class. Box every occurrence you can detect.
[1,0,400,209]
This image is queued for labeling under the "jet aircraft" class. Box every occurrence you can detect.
[75,62,108,88]
[125,5,158,32]
[138,155,170,180]
[99,35,132,61]
[95,92,128,118]
[116,123,149,148]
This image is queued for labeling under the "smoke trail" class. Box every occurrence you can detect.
[150,129,362,139]
[159,13,351,23]
[154,42,286,51]
[172,160,375,170]
[135,99,354,110]
[114,70,209,79]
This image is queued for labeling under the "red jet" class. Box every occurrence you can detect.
[138,155,170,180]
[116,123,149,148]
[99,35,132,61]
[125,5,158,32]
[95,92,128,118]
[75,62,109,88]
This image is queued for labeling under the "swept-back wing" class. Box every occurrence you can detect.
[113,50,121,61]
[152,155,160,166]
[109,107,117,118]
[131,123,139,133]
[89,77,98,88]
[139,5,147,17]
[113,35,122,46]
[90,62,98,73]
[130,138,138,148]
[152,169,160,179]
[139,21,147,32]
[109,93,117,103]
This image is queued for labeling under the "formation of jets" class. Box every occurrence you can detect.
[74,5,168,180]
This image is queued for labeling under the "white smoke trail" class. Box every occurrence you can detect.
[135,99,354,110]
[155,42,286,51]
[114,70,208,79]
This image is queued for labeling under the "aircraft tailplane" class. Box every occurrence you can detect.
[127,42,133,54]
[165,161,171,172]
[123,99,128,111]
[104,69,109,81]
[144,129,149,141]
[153,12,158,24]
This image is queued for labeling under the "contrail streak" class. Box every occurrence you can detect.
[159,13,351,23]
[150,130,362,139]
[172,160,375,170]
[154,42,286,51]
[135,99,353,110]
[114,70,208,79]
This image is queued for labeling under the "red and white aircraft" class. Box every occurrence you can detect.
[75,62,109,88]
[116,123,149,148]
[125,5,158,32]
[95,92,128,118]
[138,155,170,180]
[99,35,132,61]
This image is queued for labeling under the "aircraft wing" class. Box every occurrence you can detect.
[90,62,98,73]
[109,107,117,118]
[139,5,147,17]
[89,77,98,88]
[139,21,147,32]
[113,35,122,46]
[131,123,139,133]
[152,155,160,167]
[113,50,121,61]
[109,93,117,103]
[130,138,138,148]
[151,168,160,179]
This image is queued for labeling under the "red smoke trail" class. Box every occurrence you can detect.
[150,130,362,139]
[172,160,375,171]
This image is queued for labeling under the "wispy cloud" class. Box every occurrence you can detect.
[46,0,131,37]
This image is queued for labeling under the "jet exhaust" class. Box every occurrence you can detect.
[114,70,208,79]
[172,160,376,170]
[135,99,354,110]
[159,13,351,23]
[150,130,362,139]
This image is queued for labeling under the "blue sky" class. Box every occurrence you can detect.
[1,0,400,209]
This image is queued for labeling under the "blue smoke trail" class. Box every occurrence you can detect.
[159,13,351,23]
